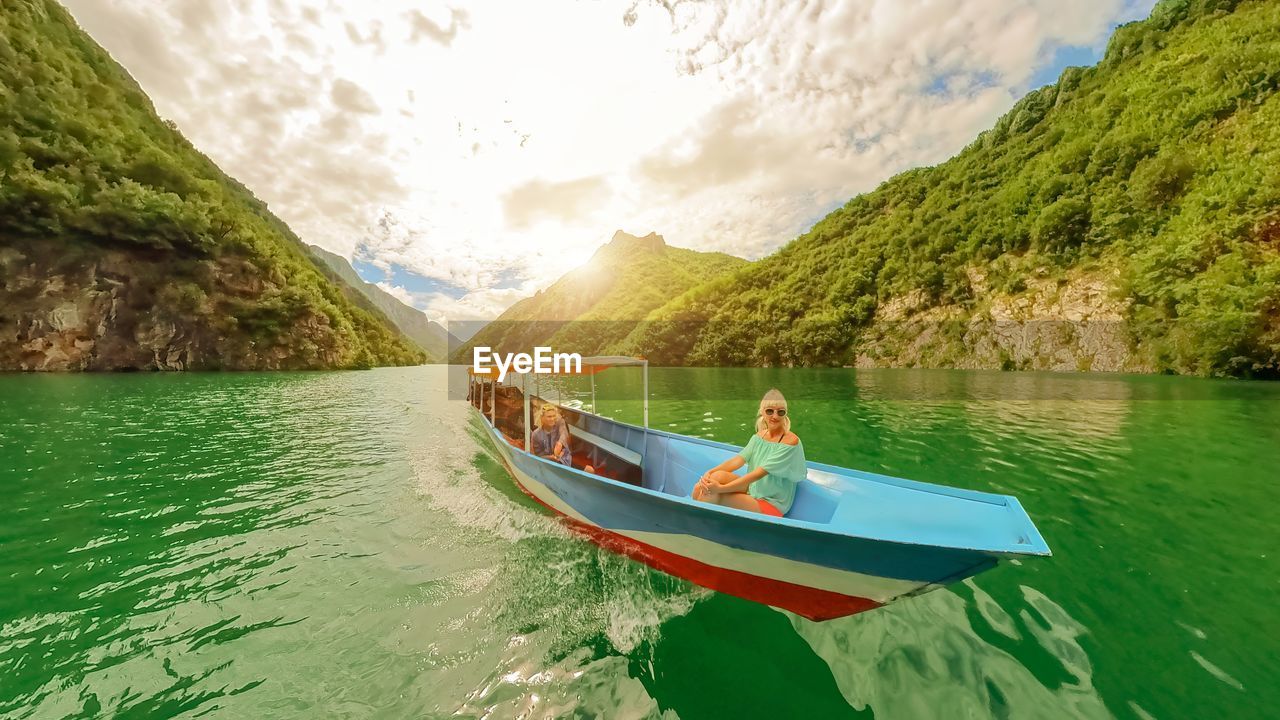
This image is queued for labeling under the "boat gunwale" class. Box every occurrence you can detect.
[472,404,1051,557]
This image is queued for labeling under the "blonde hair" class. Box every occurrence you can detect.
[754,388,791,434]
[537,404,569,444]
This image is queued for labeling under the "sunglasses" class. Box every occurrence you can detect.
[764,408,786,417]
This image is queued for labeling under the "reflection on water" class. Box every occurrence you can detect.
[1,367,1277,719]
[791,583,1110,720]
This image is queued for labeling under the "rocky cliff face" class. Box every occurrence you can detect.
[0,242,359,371]
[621,1,1280,377]
[854,267,1153,373]
[0,1,425,372]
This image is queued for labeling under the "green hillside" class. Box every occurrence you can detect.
[0,0,424,370]
[624,0,1280,377]
[452,231,746,361]
[307,244,454,361]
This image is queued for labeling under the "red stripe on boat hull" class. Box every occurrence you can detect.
[498,454,882,621]
[564,513,882,621]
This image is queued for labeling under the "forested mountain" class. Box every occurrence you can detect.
[0,0,424,371]
[618,0,1280,377]
[307,245,454,361]
[451,231,746,362]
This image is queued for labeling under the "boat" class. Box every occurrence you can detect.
[466,356,1051,621]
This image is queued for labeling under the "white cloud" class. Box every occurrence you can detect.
[427,288,532,336]
[375,276,533,337]
[60,0,1157,321]
[331,78,380,114]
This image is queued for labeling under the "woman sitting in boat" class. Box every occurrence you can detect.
[692,388,805,516]
[531,404,571,466]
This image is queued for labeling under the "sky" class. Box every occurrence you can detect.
[60,0,1157,326]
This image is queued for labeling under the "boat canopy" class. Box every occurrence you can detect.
[468,355,647,378]
[468,354,649,428]
[579,355,647,372]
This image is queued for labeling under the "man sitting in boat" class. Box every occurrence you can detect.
[531,404,572,466]
[692,388,805,516]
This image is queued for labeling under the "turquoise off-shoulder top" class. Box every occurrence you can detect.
[736,434,806,514]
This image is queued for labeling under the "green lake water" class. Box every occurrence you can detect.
[1,366,1277,719]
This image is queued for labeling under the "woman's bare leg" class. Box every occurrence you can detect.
[717,492,764,513]
[693,472,764,512]
[692,482,720,504]
[693,470,738,504]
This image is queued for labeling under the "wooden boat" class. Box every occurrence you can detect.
[467,357,1051,621]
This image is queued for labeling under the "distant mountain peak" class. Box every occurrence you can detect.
[306,244,454,360]
[452,230,746,361]
[607,230,666,253]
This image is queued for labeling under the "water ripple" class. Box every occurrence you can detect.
[2,367,1277,718]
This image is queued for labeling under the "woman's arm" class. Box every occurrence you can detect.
[701,454,745,481]
[712,467,766,494]
[554,419,570,456]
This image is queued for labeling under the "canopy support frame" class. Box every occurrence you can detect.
[642,359,649,430]
[522,374,531,450]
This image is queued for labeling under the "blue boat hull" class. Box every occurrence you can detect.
[472,405,1049,620]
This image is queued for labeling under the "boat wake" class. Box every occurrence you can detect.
[406,392,699,718]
